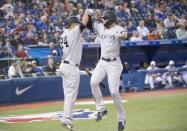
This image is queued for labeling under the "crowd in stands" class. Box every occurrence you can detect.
[0,0,187,57]
[5,55,58,79]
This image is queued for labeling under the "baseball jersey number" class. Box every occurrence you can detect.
[60,36,69,49]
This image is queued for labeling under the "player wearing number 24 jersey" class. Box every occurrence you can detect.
[58,10,90,131]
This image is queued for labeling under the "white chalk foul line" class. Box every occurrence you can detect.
[75,100,128,106]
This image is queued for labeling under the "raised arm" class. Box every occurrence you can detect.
[81,10,89,27]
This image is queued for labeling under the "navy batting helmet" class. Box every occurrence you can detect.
[64,16,80,29]
[101,10,116,28]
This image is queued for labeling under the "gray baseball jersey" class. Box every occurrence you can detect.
[93,23,125,58]
[60,25,83,65]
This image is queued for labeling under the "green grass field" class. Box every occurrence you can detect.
[0,92,187,131]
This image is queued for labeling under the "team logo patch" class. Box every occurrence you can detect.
[0,109,96,123]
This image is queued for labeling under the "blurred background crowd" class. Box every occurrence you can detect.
[0,0,187,58]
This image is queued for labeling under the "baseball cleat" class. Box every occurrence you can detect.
[61,122,75,131]
[118,121,126,131]
[95,109,108,122]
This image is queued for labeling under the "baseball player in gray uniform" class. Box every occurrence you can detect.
[181,60,187,85]
[58,10,89,131]
[90,10,128,131]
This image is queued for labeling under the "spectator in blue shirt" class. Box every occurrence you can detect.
[35,15,48,31]
[127,21,137,35]
[31,60,44,76]
[137,0,147,14]
[116,4,126,18]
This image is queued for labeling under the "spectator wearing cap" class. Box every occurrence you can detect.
[122,62,134,74]
[30,60,44,76]
[137,20,150,39]
[163,60,183,88]
[144,61,165,90]
[176,23,187,39]
[8,59,23,78]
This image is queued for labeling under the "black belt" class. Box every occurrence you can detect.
[102,57,116,62]
[63,60,78,67]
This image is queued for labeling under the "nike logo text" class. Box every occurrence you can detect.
[16,85,33,96]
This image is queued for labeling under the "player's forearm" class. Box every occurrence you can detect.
[81,10,89,27]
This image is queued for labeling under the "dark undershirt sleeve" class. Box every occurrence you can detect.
[86,15,93,31]
[79,23,86,33]
[79,15,93,32]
